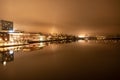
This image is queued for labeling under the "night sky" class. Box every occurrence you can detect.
[0,0,120,34]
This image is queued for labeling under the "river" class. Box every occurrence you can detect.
[0,40,120,80]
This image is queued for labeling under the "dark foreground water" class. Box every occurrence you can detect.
[0,40,120,80]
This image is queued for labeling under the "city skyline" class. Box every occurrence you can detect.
[0,1,120,80]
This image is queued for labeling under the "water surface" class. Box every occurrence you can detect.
[0,40,120,80]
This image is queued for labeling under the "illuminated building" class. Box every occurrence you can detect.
[0,20,78,46]
[0,20,48,46]
[0,20,13,32]
[28,33,47,42]
[0,31,47,46]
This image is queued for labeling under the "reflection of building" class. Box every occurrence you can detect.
[23,43,48,51]
[0,50,14,66]
[0,32,9,42]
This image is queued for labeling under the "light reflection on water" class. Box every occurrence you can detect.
[78,40,120,47]
[0,40,120,80]
[0,40,76,65]
[0,40,120,65]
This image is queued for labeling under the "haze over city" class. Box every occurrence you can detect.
[0,0,120,80]
[0,0,120,34]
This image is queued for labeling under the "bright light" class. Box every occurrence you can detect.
[78,40,85,43]
[9,30,14,33]
[9,50,14,54]
[39,42,45,47]
[78,35,85,38]
[40,37,44,41]
[3,61,7,66]
[40,36,46,41]
[5,38,7,41]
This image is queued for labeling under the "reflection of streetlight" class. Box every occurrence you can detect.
[9,50,14,54]
[78,40,85,43]
[50,44,58,51]
[3,61,7,66]
[39,42,46,47]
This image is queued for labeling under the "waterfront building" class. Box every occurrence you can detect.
[0,20,13,32]
[0,20,47,46]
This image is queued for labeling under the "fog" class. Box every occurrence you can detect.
[0,0,120,34]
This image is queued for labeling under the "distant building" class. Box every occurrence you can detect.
[0,20,13,32]
[0,20,48,46]
[29,33,47,42]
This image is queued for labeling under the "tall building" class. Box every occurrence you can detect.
[0,20,13,32]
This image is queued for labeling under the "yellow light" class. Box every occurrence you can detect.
[39,42,45,47]
[5,38,7,41]
[10,39,14,41]
[3,61,7,66]
[40,36,46,41]
[50,27,58,34]
[78,40,85,43]
[9,50,14,54]
[40,37,44,41]
[78,35,85,38]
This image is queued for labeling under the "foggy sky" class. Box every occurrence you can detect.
[0,0,120,34]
